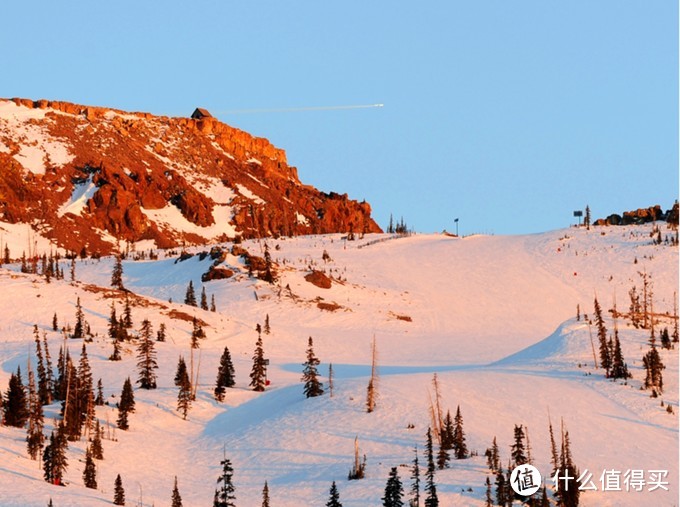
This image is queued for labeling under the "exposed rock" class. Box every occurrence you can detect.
[305,270,332,289]
[0,97,382,254]
[201,266,235,282]
[593,204,676,227]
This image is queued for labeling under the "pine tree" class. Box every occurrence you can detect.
[201,286,208,310]
[436,441,449,470]
[440,410,454,451]
[210,294,217,312]
[172,476,183,507]
[424,428,438,507]
[185,281,197,306]
[584,205,591,229]
[73,297,85,339]
[383,466,404,507]
[328,363,334,398]
[111,255,124,290]
[214,346,236,401]
[90,419,104,460]
[191,317,206,349]
[109,303,119,341]
[157,322,167,342]
[117,377,135,430]
[485,436,499,473]
[61,355,83,441]
[26,363,45,459]
[83,445,97,489]
[261,480,270,507]
[554,423,580,507]
[452,405,468,459]
[52,312,58,331]
[609,326,630,379]
[511,424,527,467]
[326,481,342,507]
[109,337,122,361]
[214,454,236,507]
[122,295,133,329]
[34,327,52,405]
[43,424,68,485]
[264,314,271,334]
[177,366,192,420]
[495,464,507,507]
[642,345,664,394]
[4,366,28,427]
[594,297,611,375]
[660,327,671,350]
[410,445,421,507]
[302,336,324,397]
[114,474,125,505]
[175,356,188,386]
[263,243,275,283]
[54,346,69,402]
[78,343,95,435]
[95,379,104,406]
[136,319,158,389]
[250,333,267,392]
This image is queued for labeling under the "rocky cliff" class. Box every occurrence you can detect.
[0,98,380,254]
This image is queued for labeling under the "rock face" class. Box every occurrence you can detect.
[0,98,381,254]
[593,204,678,227]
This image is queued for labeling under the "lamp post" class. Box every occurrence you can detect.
[454,218,459,236]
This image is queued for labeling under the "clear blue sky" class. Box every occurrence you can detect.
[2,1,677,234]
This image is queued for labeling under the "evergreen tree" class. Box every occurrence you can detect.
[61,355,83,441]
[113,474,125,505]
[78,343,95,434]
[328,363,334,398]
[424,428,438,507]
[440,410,454,451]
[109,338,122,361]
[642,345,664,394]
[26,364,45,460]
[43,424,68,485]
[452,405,468,459]
[584,205,591,229]
[660,327,671,350]
[250,333,267,392]
[117,377,135,430]
[210,294,217,312]
[83,445,97,489]
[554,425,580,507]
[511,424,527,467]
[157,322,167,342]
[214,346,236,402]
[201,286,208,310]
[261,480,270,507]
[34,327,52,405]
[177,365,192,420]
[4,366,28,427]
[609,327,630,379]
[108,303,119,341]
[172,476,183,507]
[326,481,342,507]
[436,441,449,470]
[175,356,188,386]
[302,336,324,397]
[95,379,104,406]
[214,455,236,507]
[54,346,69,402]
[495,464,507,507]
[185,281,197,307]
[593,297,611,375]
[264,314,271,334]
[136,319,158,389]
[191,317,206,349]
[122,295,133,329]
[111,255,124,290]
[383,466,404,507]
[263,243,275,283]
[485,436,499,473]
[52,313,58,331]
[410,445,421,507]
[90,419,104,460]
[484,477,493,507]
[73,297,85,339]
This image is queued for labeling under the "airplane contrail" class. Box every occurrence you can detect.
[216,103,384,115]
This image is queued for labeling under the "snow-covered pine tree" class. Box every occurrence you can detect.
[177,365,192,420]
[261,480,270,507]
[249,333,267,392]
[111,255,124,290]
[113,474,125,505]
[326,481,342,507]
[83,445,97,489]
[4,366,28,427]
[593,297,611,376]
[214,345,236,402]
[136,319,158,389]
[185,281,197,306]
[383,466,405,507]
[200,286,208,310]
[410,445,421,507]
[26,363,45,460]
[452,405,468,459]
[302,336,324,398]
[73,297,85,339]
[214,454,236,507]
[172,476,183,507]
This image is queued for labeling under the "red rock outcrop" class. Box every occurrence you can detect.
[0,98,381,253]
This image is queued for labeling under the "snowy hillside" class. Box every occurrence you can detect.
[0,223,677,506]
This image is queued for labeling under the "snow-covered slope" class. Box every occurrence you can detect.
[0,223,677,506]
